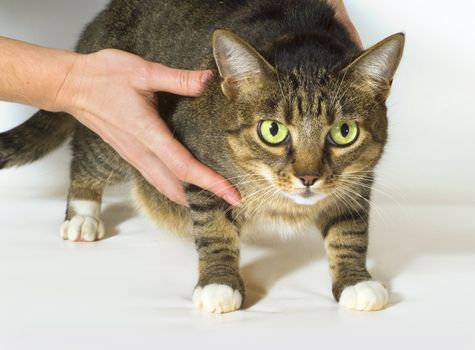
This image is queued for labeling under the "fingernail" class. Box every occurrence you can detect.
[201,71,214,85]
[224,193,242,207]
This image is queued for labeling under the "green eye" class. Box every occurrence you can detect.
[258,120,289,145]
[329,120,359,146]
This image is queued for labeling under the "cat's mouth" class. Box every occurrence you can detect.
[282,189,328,206]
[301,188,315,198]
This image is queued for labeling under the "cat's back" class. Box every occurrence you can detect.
[78,0,348,69]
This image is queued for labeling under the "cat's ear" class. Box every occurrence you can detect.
[343,33,405,87]
[213,29,275,99]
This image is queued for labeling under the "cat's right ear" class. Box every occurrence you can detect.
[213,30,275,100]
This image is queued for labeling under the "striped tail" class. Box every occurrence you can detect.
[0,110,75,169]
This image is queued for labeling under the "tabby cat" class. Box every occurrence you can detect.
[0,0,404,313]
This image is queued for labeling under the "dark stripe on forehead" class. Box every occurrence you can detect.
[317,95,323,116]
[288,74,300,91]
[325,105,335,124]
[284,101,294,125]
[291,95,304,124]
[315,91,333,124]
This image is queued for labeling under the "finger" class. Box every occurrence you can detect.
[178,157,242,206]
[332,0,363,48]
[95,122,189,206]
[133,155,189,207]
[139,121,241,206]
[142,62,214,96]
[344,21,362,48]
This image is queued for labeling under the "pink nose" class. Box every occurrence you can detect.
[298,175,319,187]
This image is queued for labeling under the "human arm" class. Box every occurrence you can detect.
[0,37,241,206]
[328,0,362,48]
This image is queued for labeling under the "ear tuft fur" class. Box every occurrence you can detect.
[345,33,405,85]
[213,29,274,99]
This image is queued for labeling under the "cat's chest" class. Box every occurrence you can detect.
[240,215,317,239]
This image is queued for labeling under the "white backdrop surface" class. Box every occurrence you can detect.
[0,1,475,349]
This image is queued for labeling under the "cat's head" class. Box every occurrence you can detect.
[212,30,404,206]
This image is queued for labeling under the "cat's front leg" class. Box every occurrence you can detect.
[318,205,388,311]
[187,185,244,314]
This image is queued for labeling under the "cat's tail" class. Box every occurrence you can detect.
[0,110,76,169]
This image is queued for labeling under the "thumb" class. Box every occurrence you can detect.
[144,62,213,96]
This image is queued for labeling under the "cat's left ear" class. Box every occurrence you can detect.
[343,33,405,88]
[213,29,275,100]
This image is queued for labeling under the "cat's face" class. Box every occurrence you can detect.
[213,30,404,206]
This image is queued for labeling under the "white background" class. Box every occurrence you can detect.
[1,1,475,349]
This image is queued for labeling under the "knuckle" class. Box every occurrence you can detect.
[175,163,190,182]
[179,71,192,90]
[135,62,153,87]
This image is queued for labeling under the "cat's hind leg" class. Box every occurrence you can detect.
[61,127,129,242]
[61,180,105,242]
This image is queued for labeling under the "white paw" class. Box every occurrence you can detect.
[339,281,388,311]
[192,284,242,314]
[60,215,105,242]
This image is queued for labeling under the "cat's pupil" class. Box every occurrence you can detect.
[341,123,349,137]
[270,122,279,136]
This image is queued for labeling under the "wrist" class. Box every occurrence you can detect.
[51,51,88,114]
[0,37,82,112]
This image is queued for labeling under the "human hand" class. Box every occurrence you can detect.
[328,0,362,48]
[55,49,241,206]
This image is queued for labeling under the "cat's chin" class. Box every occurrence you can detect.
[283,191,328,206]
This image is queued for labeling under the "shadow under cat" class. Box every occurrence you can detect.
[89,196,475,311]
